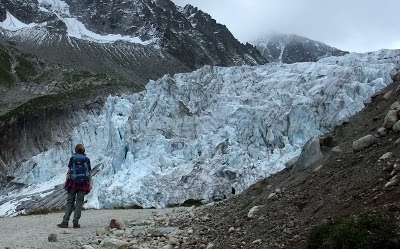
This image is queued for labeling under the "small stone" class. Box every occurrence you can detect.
[379,152,394,160]
[313,165,323,172]
[206,243,215,249]
[188,238,198,245]
[82,245,95,249]
[48,233,57,242]
[110,218,126,230]
[96,227,107,236]
[252,239,262,244]
[267,192,277,199]
[247,205,262,218]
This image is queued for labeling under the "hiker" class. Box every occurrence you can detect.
[231,187,236,195]
[57,143,91,228]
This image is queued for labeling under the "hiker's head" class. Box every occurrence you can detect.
[75,144,85,153]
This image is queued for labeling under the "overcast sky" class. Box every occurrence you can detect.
[171,0,400,53]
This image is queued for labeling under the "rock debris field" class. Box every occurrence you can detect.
[0,207,200,249]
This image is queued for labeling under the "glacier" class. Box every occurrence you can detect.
[1,49,400,215]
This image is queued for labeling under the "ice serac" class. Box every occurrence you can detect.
[1,50,400,214]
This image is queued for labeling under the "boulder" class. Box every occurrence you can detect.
[248,205,263,218]
[291,136,324,173]
[383,110,398,129]
[393,120,400,132]
[390,63,400,82]
[352,134,377,152]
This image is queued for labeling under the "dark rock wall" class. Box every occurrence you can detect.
[0,98,103,183]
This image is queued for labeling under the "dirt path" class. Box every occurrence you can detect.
[0,208,174,249]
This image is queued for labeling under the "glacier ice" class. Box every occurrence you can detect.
[1,49,400,214]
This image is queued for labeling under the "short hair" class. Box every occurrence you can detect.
[75,144,85,153]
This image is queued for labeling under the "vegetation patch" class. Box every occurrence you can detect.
[15,54,37,82]
[114,204,144,209]
[0,49,13,87]
[306,210,400,249]
[23,206,65,216]
[320,134,335,147]
[181,198,203,207]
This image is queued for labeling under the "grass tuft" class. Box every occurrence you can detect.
[306,210,400,249]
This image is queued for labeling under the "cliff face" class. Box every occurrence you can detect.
[62,0,267,68]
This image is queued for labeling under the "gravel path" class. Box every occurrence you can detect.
[0,208,175,249]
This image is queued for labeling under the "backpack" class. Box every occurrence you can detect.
[70,154,90,184]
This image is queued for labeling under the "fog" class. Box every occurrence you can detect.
[172,0,400,53]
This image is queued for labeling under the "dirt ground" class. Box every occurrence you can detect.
[176,80,400,248]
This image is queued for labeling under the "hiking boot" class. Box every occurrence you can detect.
[73,223,80,228]
[57,222,68,228]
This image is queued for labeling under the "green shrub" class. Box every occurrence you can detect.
[181,199,203,207]
[15,55,37,82]
[320,135,334,147]
[23,207,64,216]
[306,211,400,249]
[114,204,144,209]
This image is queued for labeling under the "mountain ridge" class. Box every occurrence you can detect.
[251,33,349,63]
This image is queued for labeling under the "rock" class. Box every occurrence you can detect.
[110,218,126,230]
[82,245,95,249]
[228,227,235,233]
[383,110,398,129]
[331,146,342,153]
[188,238,198,245]
[283,228,292,234]
[206,243,215,249]
[352,134,377,152]
[267,192,277,200]
[48,233,57,242]
[379,152,394,160]
[96,227,107,236]
[390,101,400,111]
[100,238,129,249]
[377,127,388,136]
[313,165,323,172]
[200,215,211,221]
[248,205,263,218]
[112,229,125,237]
[168,237,180,245]
[393,120,400,132]
[383,90,393,100]
[390,63,400,82]
[291,136,324,173]
[384,175,398,189]
[391,164,400,176]
[252,239,262,244]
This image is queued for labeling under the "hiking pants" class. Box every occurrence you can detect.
[63,187,85,224]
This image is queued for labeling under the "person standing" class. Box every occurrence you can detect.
[57,144,91,228]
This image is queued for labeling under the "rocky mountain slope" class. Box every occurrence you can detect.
[252,33,349,64]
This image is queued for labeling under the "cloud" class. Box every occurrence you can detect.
[172,0,400,52]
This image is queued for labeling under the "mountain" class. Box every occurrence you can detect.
[1,49,399,215]
[0,0,266,115]
[0,0,266,189]
[251,33,349,64]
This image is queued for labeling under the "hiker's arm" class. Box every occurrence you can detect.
[66,168,71,180]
